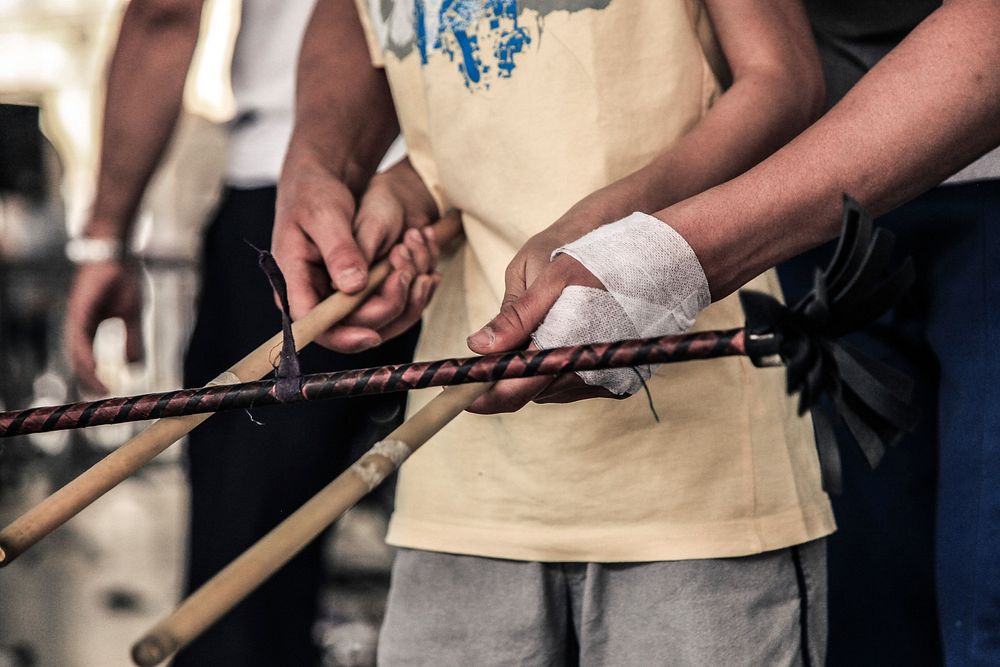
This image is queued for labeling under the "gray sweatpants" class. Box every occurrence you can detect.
[378,540,826,666]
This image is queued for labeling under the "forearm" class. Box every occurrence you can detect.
[600,71,823,217]
[569,0,824,224]
[87,0,204,239]
[667,0,1000,298]
[283,0,398,197]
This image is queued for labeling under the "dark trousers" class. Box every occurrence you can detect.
[175,187,417,667]
[778,180,1000,667]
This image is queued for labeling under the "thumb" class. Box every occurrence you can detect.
[321,225,369,294]
[467,265,565,353]
[297,207,369,294]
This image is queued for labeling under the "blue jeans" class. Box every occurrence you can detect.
[778,180,1000,667]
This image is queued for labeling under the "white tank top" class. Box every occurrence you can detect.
[224,0,316,187]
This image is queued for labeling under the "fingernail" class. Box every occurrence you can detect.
[467,325,495,349]
[406,228,422,243]
[400,271,413,287]
[416,276,430,300]
[398,245,412,260]
[358,334,382,352]
[337,267,365,291]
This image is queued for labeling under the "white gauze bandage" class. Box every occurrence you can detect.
[532,212,711,395]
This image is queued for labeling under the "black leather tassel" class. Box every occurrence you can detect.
[247,241,304,402]
[740,195,918,494]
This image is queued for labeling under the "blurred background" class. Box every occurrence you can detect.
[0,1,392,665]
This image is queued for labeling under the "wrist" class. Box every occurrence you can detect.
[556,176,665,244]
[569,186,638,225]
[283,137,369,197]
[535,211,711,396]
[657,195,761,300]
[588,165,685,218]
[81,210,129,240]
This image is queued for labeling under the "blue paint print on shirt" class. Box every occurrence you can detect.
[376,0,611,90]
[415,0,429,64]
[415,0,532,90]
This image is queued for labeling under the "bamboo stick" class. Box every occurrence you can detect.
[0,263,391,567]
[0,211,463,567]
[131,382,488,666]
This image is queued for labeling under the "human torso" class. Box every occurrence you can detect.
[356,0,834,561]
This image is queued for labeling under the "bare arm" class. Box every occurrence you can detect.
[484,0,824,302]
[666,0,1000,298]
[274,0,438,351]
[281,0,399,197]
[274,0,401,307]
[86,0,204,239]
[569,0,825,226]
[66,0,203,394]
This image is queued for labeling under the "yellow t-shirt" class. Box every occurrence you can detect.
[356,0,835,561]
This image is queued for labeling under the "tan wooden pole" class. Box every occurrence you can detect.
[0,262,390,567]
[131,382,488,666]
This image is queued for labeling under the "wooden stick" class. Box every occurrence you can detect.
[0,211,464,567]
[0,261,391,567]
[131,382,488,667]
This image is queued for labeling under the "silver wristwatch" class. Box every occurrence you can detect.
[65,237,126,264]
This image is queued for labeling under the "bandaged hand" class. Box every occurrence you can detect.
[538,212,711,393]
[467,212,710,414]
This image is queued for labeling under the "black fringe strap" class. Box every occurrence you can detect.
[740,195,918,494]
